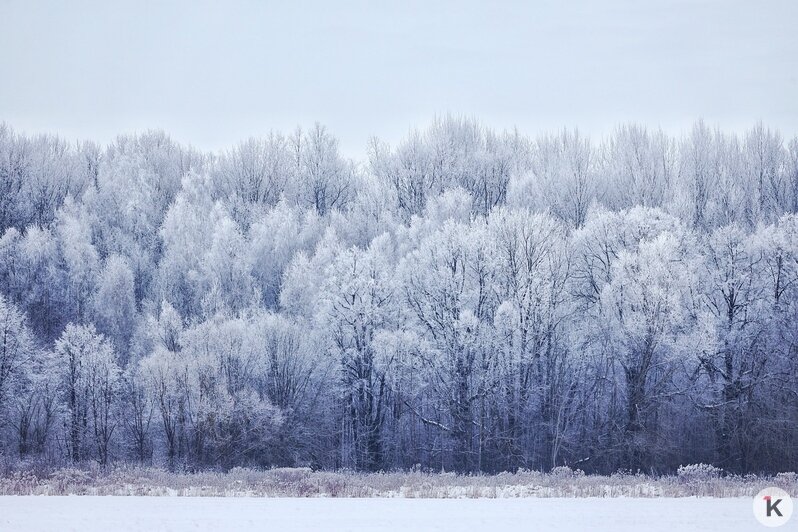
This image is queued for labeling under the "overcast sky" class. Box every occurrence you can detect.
[1,0,796,157]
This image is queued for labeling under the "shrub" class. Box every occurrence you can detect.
[676,463,723,482]
[550,466,585,478]
[50,468,94,494]
[0,470,40,495]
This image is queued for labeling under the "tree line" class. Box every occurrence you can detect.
[1,117,797,474]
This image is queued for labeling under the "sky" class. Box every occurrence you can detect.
[1,0,796,157]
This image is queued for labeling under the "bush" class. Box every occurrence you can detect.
[676,463,723,482]
[0,470,40,495]
[49,468,94,494]
[550,466,585,478]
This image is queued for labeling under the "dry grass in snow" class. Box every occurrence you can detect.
[0,464,795,497]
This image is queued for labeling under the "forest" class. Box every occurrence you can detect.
[0,117,797,475]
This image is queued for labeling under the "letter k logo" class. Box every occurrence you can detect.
[765,495,783,517]
[755,487,792,527]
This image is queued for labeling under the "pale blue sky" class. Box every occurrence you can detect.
[1,0,796,156]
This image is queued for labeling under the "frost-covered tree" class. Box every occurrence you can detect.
[743,123,785,223]
[488,209,573,469]
[698,224,766,470]
[155,171,218,317]
[602,124,675,210]
[55,324,119,463]
[0,125,91,233]
[400,221,499,471]
[198,215,258,316]
[599,232,700,470]
[316,234,396,470]
[92,255,137,358]
[0,295,35,423]
[212,135,290,226]
[55,198,100,324]
[289,124,354,216]
[530,129,597,228]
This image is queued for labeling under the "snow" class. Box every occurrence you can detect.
[0,496,758,531]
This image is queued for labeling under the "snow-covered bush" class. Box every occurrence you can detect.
[550,466,586,478]
[676,464,723,482]
[0,470,40,495]
[49,468,94,493]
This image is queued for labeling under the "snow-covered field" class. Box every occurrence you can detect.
[0,496,758,531]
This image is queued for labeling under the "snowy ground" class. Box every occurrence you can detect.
[0,496,759,531]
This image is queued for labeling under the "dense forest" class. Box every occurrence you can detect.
[1,117,797,475]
